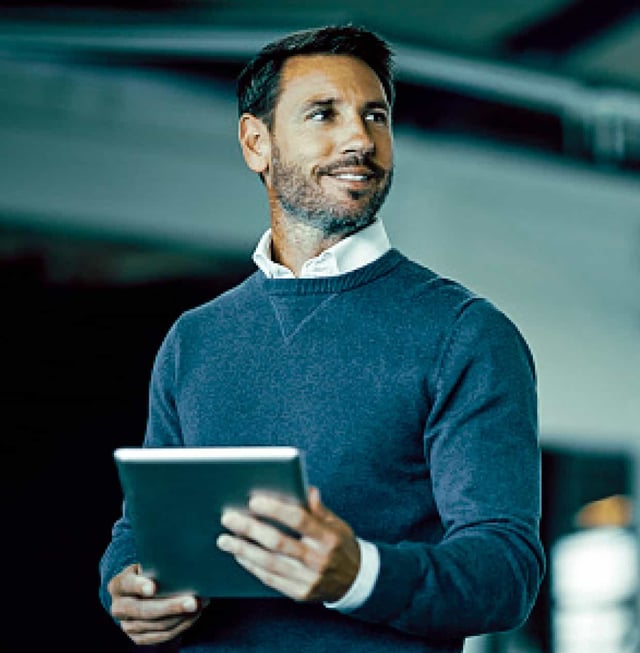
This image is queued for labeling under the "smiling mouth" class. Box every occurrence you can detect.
[331,172,372,182]
[325,165,382,183]
[319,154,385,183]
[323,171,377,200]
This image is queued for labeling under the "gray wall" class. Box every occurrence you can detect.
[2,57,639,450]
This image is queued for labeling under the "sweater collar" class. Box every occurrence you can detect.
[256,249,406,296]
[252,219,391,280]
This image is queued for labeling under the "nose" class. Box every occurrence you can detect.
[339,113,375,155]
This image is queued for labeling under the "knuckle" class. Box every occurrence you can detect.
[111,607,124,621]
[286,538,303,559]
[125,598,160,621]
[302,548,322,569]
[292,585,310,602]
[290,509,307,531]
[245,521,260,540]
[310,554,330,575]
[111,599,132,621]
[120,620,133,634]
[110,601,122,619]
[324,532,340,551]
[265,529,284,550]
[263,555,279,574]
[297,577,320,602]
[229,538,244,556]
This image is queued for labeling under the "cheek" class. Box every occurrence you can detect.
[377,133,393,163]
[296,131,334,159]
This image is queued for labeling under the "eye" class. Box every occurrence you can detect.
[308,108,335,122]
[365,109,389,125]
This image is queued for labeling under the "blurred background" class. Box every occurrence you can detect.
[1,1,639,651]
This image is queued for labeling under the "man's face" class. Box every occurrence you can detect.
[266,54,394,236]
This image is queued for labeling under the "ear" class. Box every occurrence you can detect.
[238,113,270,176]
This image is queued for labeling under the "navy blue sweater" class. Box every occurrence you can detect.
[99,249,545,652]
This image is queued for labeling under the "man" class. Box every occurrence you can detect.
[99,24,545,652]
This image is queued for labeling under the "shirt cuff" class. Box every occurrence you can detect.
[324,538,380,613]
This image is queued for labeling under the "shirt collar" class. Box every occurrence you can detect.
[252,219,392,279]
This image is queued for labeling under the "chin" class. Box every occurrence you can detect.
[320,213,377,237]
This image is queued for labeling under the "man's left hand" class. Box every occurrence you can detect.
[216,486,360,603]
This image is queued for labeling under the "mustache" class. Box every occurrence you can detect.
[318,154,386,179]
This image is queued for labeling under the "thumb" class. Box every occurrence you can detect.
[308,486,332,520]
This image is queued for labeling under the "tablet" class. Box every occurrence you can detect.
[113,446,308,598]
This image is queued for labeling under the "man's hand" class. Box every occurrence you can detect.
[217,486,360,603]
[108,563,208,646]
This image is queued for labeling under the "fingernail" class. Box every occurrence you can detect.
[141,582,154,596]
[251,495,272,512]
[221,510,240,527]
[182,597,197,612]
[217,534,231,551]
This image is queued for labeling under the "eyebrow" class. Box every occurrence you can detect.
[300,98,335,114]
[300,97,390,113]
[364,100,391,113]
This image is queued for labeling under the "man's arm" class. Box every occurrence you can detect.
[98,325,207,645]
[352,300,546,639]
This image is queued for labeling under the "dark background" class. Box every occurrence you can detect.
[2,247,253,651]
[2,241,633,652]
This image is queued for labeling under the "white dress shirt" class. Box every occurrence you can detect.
[252,218,391,280]
[252,219,390,612]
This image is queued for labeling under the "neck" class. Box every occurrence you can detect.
[270,213,350,277]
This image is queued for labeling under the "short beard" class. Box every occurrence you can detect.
[270,145,393,237]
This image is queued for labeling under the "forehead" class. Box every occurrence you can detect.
[276,54,388,109]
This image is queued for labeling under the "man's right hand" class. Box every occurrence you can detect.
[108,563,208,646]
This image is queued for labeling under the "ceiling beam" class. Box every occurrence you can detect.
[1,21,640,167]
[505,0,639,56]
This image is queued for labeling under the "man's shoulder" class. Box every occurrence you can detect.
[390,252,521,335]
[173,270,261,331]
[391,253,479,310]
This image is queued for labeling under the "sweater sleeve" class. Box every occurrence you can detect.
[349,298,546,641]
[98,324,183,615]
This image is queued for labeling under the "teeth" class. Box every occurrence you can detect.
[334,173,368,181]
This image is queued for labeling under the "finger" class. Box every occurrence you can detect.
[221,510,304,557]
[119,598,208,638]
[249,493,347,551]
[112,594,199,622]
[217,533,316,584]
[121,614,186,635]
[234,555,317,602]
[110,564,156,598]
[122,613,202,646]
[307,486,331,520]
[247,495,327,540]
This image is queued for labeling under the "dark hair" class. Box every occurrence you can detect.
[237,24,395,128]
